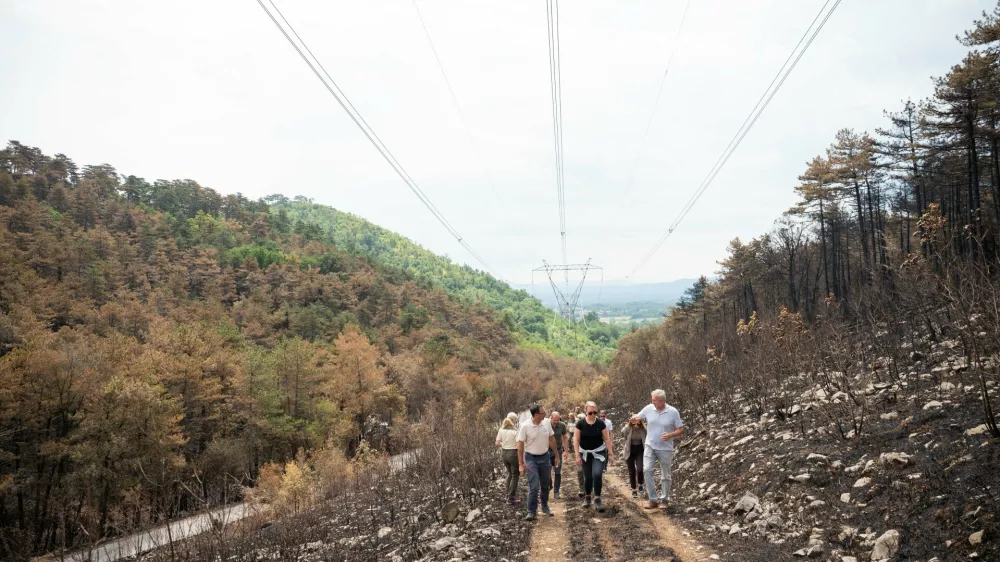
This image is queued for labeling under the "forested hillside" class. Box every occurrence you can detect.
[269,200,621,363]
[0,143,604,560]
[603,7,1000,560]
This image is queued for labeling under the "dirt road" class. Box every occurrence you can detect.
[528,463,718,562]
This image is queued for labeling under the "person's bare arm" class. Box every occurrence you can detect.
[661,426,685,441]
[574,428,582,466]
[517,441,526,475]
[548,435,560,467]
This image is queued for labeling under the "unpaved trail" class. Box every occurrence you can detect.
[526,459,719,561]
[604,472,719,562]
[528,492,570,561]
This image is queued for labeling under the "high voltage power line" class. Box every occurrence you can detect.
[545,0,568,274]
[411,0,502,205]
[253,0,502,280]
[627,0,843,278]
[619,0,693,207]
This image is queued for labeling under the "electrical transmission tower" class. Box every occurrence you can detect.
[533,260,602,322]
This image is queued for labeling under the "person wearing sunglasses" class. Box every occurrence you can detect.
[622,417,647,497]
[573,401,614,512]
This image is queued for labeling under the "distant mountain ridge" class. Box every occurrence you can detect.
[519,279,699,309]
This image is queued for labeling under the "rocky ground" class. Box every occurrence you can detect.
[650,337,999,561]
[138,340,998,561]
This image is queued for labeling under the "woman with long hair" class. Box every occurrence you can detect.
[573,401,614,512]
[622,417,647,497]
[496,416,521,504]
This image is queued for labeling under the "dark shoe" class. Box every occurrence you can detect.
[524,512,536,521]
[644,501,660,510]
[508,497,521,505]
[553,492,561,500]
[631,489,638,498]
[594,497,605,513]
[638,485,645,494]
[541,506,554,516]
[583,495,592,508]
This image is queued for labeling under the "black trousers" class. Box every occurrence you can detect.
[626,443,645,489]
[549,449,563,493]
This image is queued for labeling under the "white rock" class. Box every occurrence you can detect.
[879,452,912,468]
[840,493,851,503]
[731,435,755,448]
[465,508,481,523]
[733,493,759,515]
[808,500,826,508]
[879,412,899,420]
[853,477,872,488]
[843,557,858,562]
[870,529,900,560]
[729,523,741,535]
[923,400,943,410]
[378,527,393,539]
[939,382,956,391]
[969,530,984,546]
[965,424,990,436]
[807,453,828,462]
[791,473,812,484]
[431,536,457,552]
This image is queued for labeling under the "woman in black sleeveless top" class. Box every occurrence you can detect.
[574,401,615,512]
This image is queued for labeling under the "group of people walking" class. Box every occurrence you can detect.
[496,389,684,521]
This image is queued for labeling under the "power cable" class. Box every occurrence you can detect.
[254,0,502,280]
[545,0,568,283]
[619,0,693,206]
[627,0,843,278]
[411,0,502,204]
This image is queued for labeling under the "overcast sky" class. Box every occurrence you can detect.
[1,0,994,284]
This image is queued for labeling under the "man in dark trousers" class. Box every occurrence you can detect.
[548,411,569,500]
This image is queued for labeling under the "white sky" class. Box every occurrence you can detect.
[1,0,994,283]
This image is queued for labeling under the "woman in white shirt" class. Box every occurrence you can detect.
[496,416,521,504]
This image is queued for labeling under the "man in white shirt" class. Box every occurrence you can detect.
[517,403,560,520]
[599,410,613,432]
[631,389,684,510]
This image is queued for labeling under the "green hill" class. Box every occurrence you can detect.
[268,199,619,364]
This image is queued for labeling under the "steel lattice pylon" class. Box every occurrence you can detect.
[532,259,602,322]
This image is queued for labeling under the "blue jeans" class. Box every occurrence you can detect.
[524,452,551,514]
[581,453,606,496]
[643,447,674,503]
